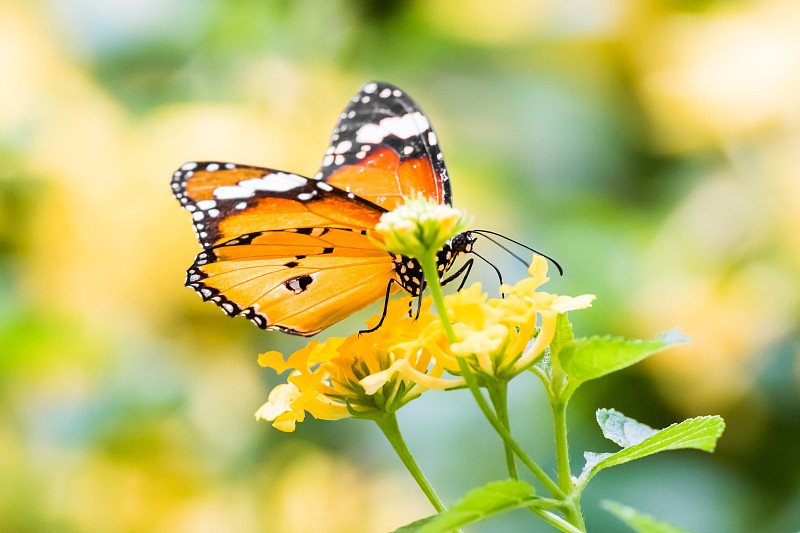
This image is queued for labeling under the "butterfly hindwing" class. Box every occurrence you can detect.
[186,228,398,336]
[316,82,452,210]
[172,161,386,249]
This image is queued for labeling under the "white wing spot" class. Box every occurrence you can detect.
[361,96,371,103]
[393,89,402,97]
[235,201,247,209]
[225,163,236,169]
[334,154,344,165]
[428,131,438,146]
[196,199,217,210]
[379,88,392,98]
[192,211,205,221]
[206,163,220,172]
[402,145,414,155]
[334,140,352,154]
[355,112,429,144]
[363,82,377,94]
[208,209,219,217]
[316,181,333,191]
[181,162,198,170]
[297,192,314,201]
[212,172,306,199]
[322,154,334,166]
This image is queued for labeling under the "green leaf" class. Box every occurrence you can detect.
[391,516,436,533]
[602,501,692,533]
[560,329,688,387]
[580,411,725,483]
[596,408,658,447]
[391,479,538,533]
[548,313,574,359]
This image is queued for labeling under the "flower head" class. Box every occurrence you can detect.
[437,255,596,380]
[255,297,459,431]
[373,196,470,258]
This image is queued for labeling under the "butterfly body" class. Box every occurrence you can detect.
[173,82,472,336]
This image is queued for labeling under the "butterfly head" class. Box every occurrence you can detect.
[392,231,475,296]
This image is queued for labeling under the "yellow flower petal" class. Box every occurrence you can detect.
[551,294,596,313]
[257,350,293,373]
[450,323,509,356]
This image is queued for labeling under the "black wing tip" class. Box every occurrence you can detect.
[359,81,407,96]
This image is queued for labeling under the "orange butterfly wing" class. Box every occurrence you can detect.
[172,162,384,249]
[316,82,452,211]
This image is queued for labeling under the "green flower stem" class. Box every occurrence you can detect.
[457,357,564,499]
[487,381,517,479]
[552,399,572,492]
[551,397,586,531]
[419,250,563,499]
[530,508,585,533]
[374,412,447,514]
[418,252,458,343]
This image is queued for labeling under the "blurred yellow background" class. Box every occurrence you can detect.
[1,0,798,531]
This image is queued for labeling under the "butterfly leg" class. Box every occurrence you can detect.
[360,280,396,335]
[441,258,475,291]
[414,281,426,320]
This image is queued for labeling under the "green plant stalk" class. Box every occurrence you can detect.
[456,357,564,499]
[419,251,563,499]
[531,507,585,533]
[552,399,572,493]
[487,381,517,479]
[418,253,458,343]
[551,394,586,531]
[374,412,447,513]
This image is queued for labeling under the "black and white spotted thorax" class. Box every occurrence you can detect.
[392,231,476,296]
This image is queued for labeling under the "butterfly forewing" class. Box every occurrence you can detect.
[172,162,385,249]
[317,81,452,210]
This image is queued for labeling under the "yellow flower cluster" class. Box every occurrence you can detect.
[256,255,594,431]
[255,296,450,431]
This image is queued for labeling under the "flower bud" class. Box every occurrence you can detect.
[374,196,470,258]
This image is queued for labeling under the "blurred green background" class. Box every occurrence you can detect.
[2,0,799,531]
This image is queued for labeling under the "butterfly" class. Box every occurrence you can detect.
[172,81,477,336]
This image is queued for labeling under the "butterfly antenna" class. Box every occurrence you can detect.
[471,250,504,288]
[472,229,564,276]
